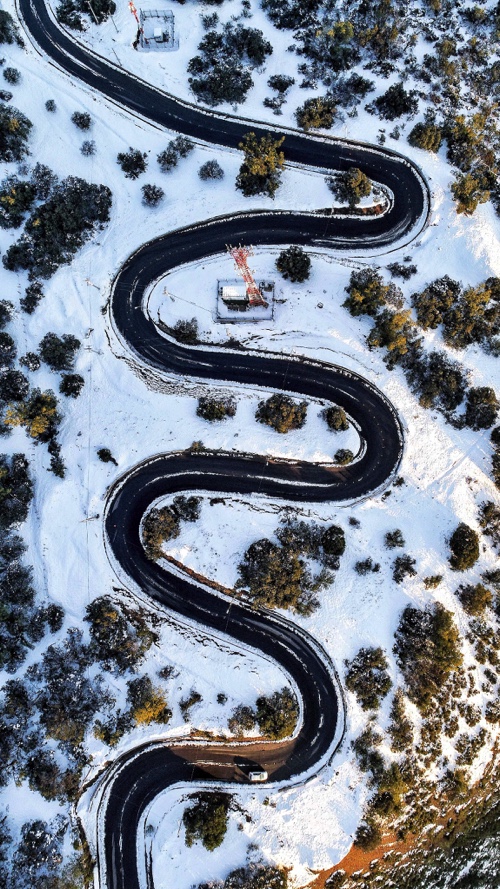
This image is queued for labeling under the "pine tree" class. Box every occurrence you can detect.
[328,167,372,208]
[236,132,285,198]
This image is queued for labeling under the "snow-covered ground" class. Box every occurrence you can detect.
[0,1,499,886]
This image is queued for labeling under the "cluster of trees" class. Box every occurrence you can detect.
[393,603,462,712]
[236,132,285,199]
[3,176,112,279]
[38,332,84,400]
[228,687,299,740]
[142,495,201,560]
[255,392,307,433]
[343,267,499,434]
[84,596,159,674]
[197,395,236,421]
[236,518,344,614]
[188,22,272,106]
[0,298,73,473]
[411,275,500,352]
[0,10,23,46]
[183,792,231,851]
[2,583,172,805]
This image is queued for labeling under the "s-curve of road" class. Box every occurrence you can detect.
[17,2,430,888]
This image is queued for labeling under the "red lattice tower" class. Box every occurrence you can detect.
[228,245,268,307]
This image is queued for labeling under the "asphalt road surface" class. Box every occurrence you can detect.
[16,4,429,887]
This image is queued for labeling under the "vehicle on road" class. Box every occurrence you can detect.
[248,770,268,783]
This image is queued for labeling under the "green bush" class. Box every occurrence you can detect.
[345,646,392,710]
[334,448,354,465]
[464,386,499,430]
[142,496,201,560]
[196,395,236,421]
[354,818,382,850]
[197,863,288,889]
[117,147,147,179]
[255,393,307,433]
[171,318,199,344]
[295,96,337,130]
[276,245,311,282]
[385,529,405,549]
[0,177,36,229]
[127,675,171,726]
[236,536,324,614]
[343,267,390,317]
[39,332,80,371]
[449,523,480,571]
[388,689,413,752]
[327,167,372,208]
[199,159,224,180]
[456,583,492,616]
[59,373,84,398]
[324,406,348,431]
[236,132,285,198]
[85,595,159,673]
[408,121,442,152]
[183,792,231,851]
[255,687,299,739]
[374,83,419,120]
[71,111,92,130]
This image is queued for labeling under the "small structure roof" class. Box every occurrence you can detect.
[221,284,248,301]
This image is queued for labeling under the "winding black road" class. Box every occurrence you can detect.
[17,3,429,887]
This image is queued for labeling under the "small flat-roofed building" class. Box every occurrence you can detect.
[139,10,179,51]
[220,284,248,304]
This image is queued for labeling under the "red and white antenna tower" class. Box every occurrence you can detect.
[228,245,267,308]
[128,0,141,27]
